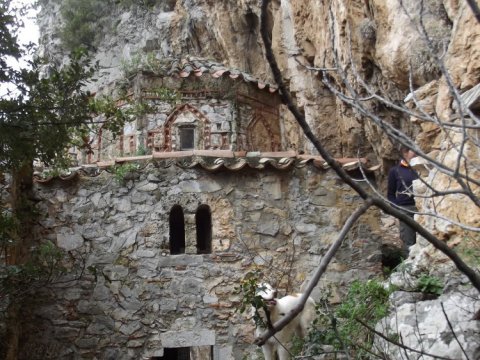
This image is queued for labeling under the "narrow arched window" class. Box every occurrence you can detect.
[196,205,212,254]
[169,205,185,255]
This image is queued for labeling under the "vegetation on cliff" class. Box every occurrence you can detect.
[1,0,478,358]
[0,2,128,357]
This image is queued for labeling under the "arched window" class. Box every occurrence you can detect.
[169,205,185,255]
[195,205,212,254]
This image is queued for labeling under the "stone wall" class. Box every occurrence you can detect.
[21,162,382,359]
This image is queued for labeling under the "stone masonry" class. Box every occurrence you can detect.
[21,161,382,360]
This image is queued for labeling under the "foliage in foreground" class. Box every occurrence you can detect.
[1,1,131,174]
[236,269,270,328]
[0,241,66,301]
[112,162,140,184]
[235,273,397,359]
[306,279,395,359]
[0,0,122,309]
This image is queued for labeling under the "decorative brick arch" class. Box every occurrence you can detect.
[247,113,281,152]
[163,104,211,151]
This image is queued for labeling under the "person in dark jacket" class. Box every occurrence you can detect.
[387,146,419,257]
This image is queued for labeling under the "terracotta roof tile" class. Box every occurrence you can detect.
[34,152,377,184]
[155,56,278,93]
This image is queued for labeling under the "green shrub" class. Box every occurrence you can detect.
[1,241,66,299]
[307,279,396,358]
[136,144,147,156]
[113,162,139,184]
[117,0,159,8]
[457,235,480,268]
[0,211,18,248]
[235,270,266,325]
[59,0,110,51]
[416,274,443,296]
[151,86,181,103]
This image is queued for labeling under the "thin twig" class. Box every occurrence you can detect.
[355,318,455,360]
[254,199,373,346]
[259,0,480,292]
[441,302,471,360]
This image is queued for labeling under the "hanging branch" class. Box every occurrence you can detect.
[356,318,455,360]
[254,199,374,346]
[259,0,480,297]
[466,0,480,24]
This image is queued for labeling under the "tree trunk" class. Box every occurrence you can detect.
[3,161,34,360]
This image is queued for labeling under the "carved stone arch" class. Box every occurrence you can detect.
[163,103,211,151]
[247,113,281,152]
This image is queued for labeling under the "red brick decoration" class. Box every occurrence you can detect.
[127,134,136,155]
[162,104,212,151]
[147,130,161,152]
[118,134,124,155]
[247,112,281,152]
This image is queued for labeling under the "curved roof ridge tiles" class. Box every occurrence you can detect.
[33,153,375,184]
[163,56,277,93]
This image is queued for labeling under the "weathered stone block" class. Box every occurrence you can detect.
[160,329,215,347]
[119,321,142,335]
[54,326,81,339]
[182,278,203,295]
[137,258,161,278]
[75,337,100,349]
[137,181,159,192]
[256,218,280,236]
[57,231,84,251]
[180,180,222,193]
[93,283,111,301]
[157,254,204,267]
[115,198,132,212]
[127,339,144,348]
[203,294,218,304]
[85,316,115,335]
[119,298,143,312]
[111,218,133,235]
[310,189,337,206]
[90,192,108,209]
[264,181,282,200]
[160,298,178,311]
[103,265,129,281]
[294,222,317,233]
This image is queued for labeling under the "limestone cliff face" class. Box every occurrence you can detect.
[36,0,472,152]
[38,0,479,245]
[34,1,479,357]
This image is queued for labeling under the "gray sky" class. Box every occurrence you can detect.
[16,0,40,46]
[1,0,39,97]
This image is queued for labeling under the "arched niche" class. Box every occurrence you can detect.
[163,104,211,151]
[246,113,281,152]
[195,204,212,254]
[169,205,186,255]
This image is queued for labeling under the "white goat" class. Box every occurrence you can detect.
[253,283,316,360]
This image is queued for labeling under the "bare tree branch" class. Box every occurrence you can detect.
[440,302,471,360]
[466,0,480,23]
[357,318,455,360]
[254,199,374,346]
[260,0,480,294]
